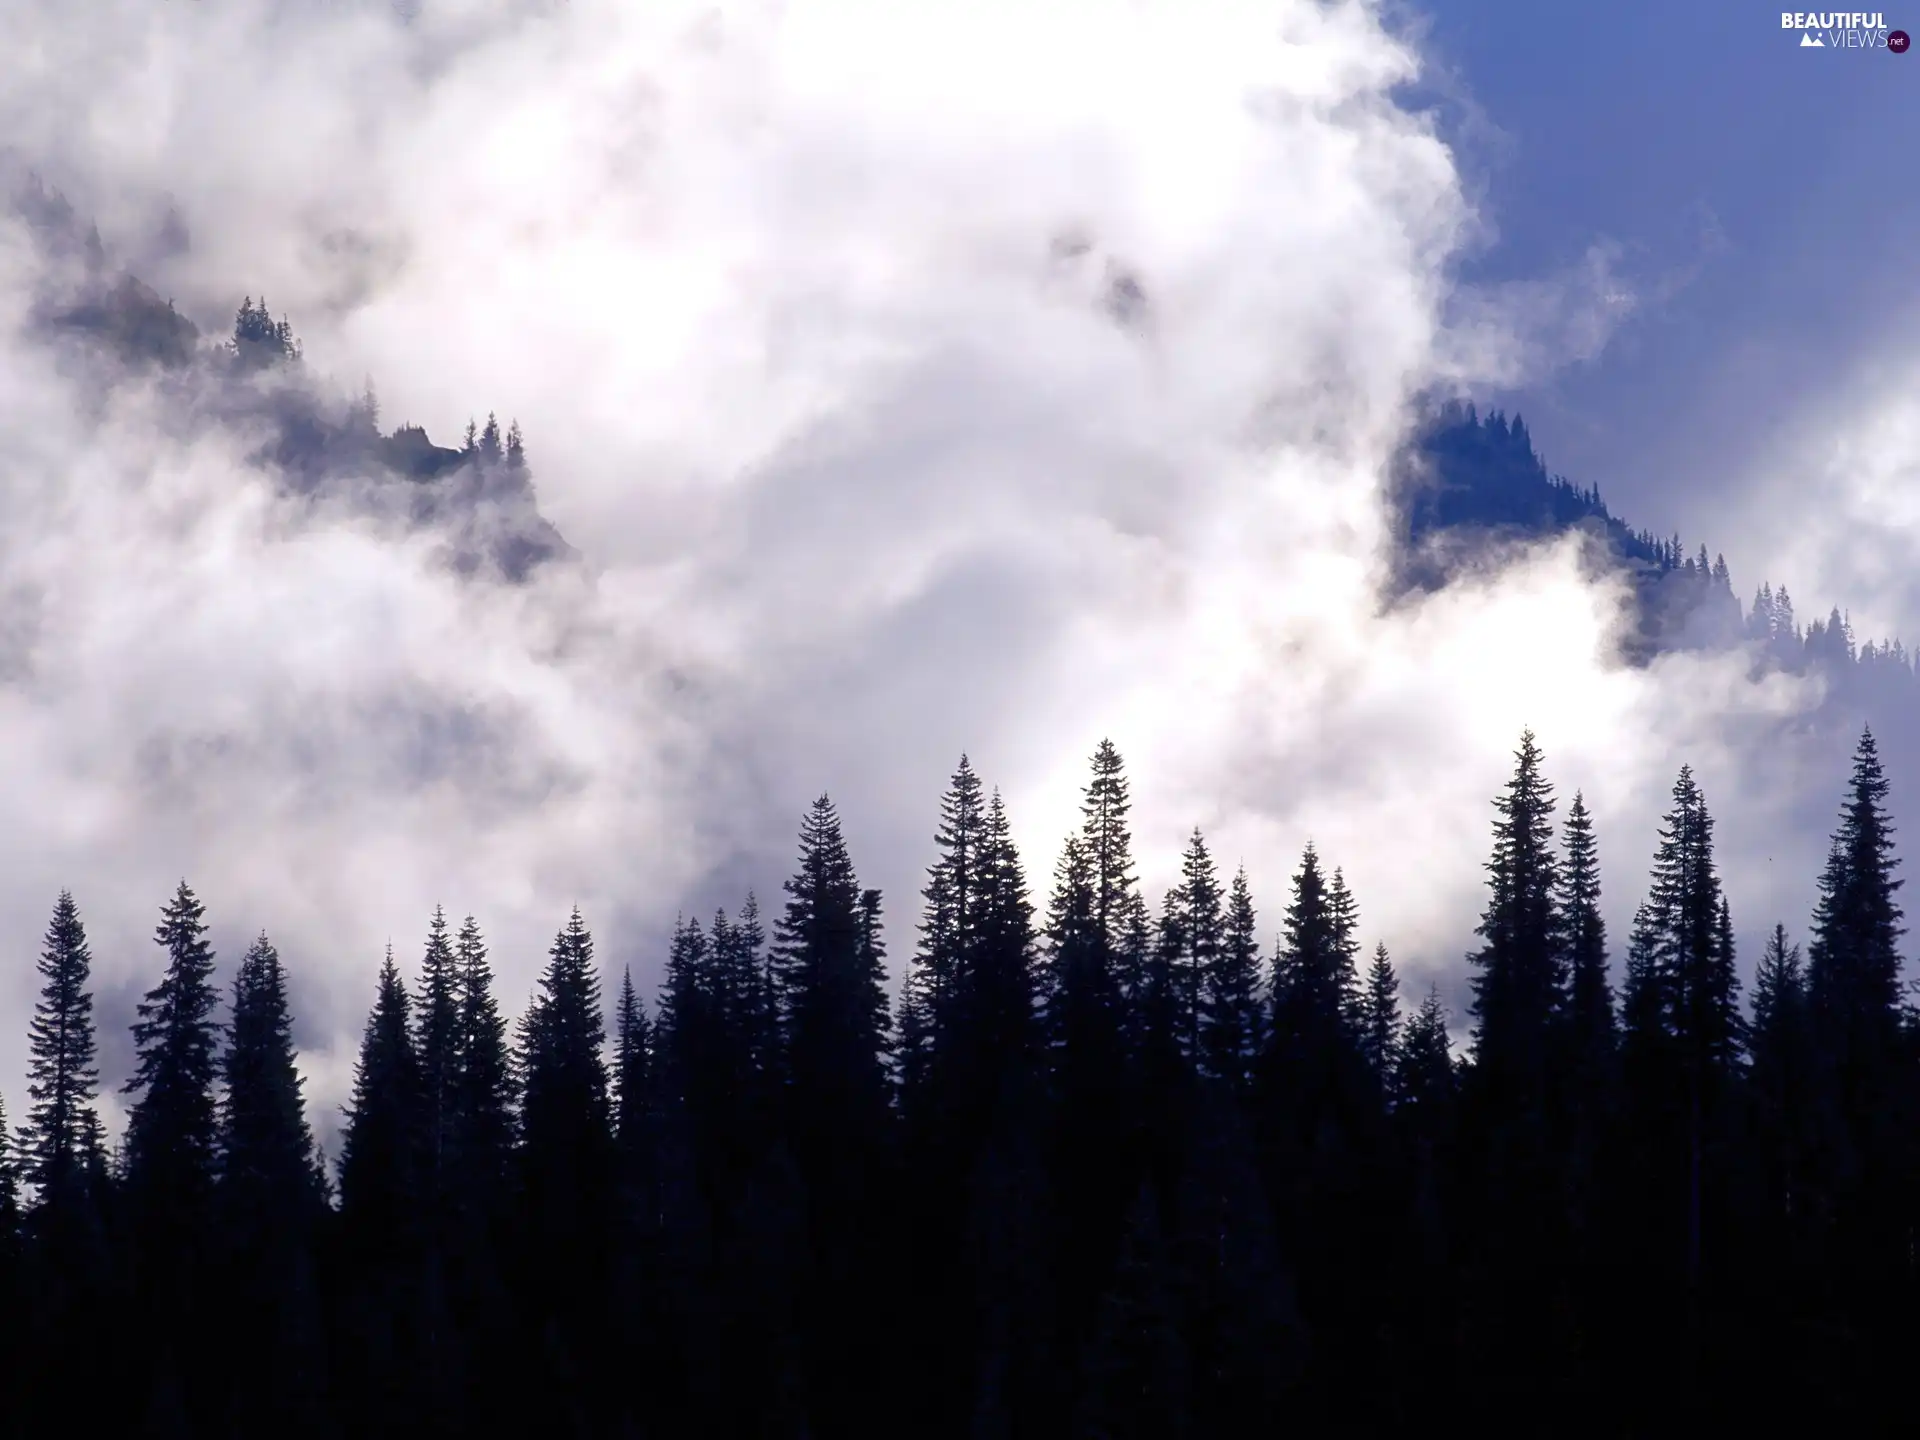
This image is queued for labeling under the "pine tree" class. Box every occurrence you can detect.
[1559,791,1616,1069]
[23,890,99,1201]
[1646,766,1741,1078]
[614,968,652,1154]
[1802,726,1907,1306]
[1082,741,1139,959]
[519,908,614,1246]
[1807,726,1904,1056]
[774,797,892,1141]
[450,915,515,1209]
[339,946,421,1251]
[1396,987,1455,1118]
[770,796,893,1437]
[910,757,988,1109]
[218,933,327,1434]
[479,413,503,464]
[1200,866,1262,1091]
[414,907,461,1211]
[1269,844,1350,1048]
[1469,729,1563,1088]
[1749,924,1811,1233]
[505,419,526,475]
[123,881,224,1237]
[220,933,320,1223]
[1360,943,1400,1088]
[1327,867,1362,1025]
[461,419,478,457]
[1171,829,1224,1064]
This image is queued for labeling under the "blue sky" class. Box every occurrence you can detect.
[1410,0,1919,585]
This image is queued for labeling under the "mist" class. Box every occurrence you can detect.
[0,0,1880,1145]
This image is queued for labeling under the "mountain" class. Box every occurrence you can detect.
[9,171,571,583]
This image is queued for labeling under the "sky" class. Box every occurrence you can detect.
[0,0,1914,1150]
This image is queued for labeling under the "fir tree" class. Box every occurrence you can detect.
[1359,943,1400,1087]
[1200,866,1262,1092]
[1396,987,1455,1118]
[1807,727,1904,1055]
[1269,844,1350,1047]
[774,797,892,1142]
[1559,791,1616,1068]
[519,907,614,1243]
[505,419,526,474]
[1171,829,1224,1064]
[614,968,652,1154]
[220,933,320,1222]
[23,890,98,1200]
[123,881,224,1235]
[339,946,421,1250]
[450,915,515,1207]
[479,412,503,464]
[1469,729,1564,1086]
[414,907,460,1213]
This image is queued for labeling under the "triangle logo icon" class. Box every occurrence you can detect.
[1800,31,1825,45]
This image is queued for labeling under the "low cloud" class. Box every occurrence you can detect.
[0,0,1873,1140]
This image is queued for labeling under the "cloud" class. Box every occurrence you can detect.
[0,0,1865,1139]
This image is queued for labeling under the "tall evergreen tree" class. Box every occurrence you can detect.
[449,916,516,1210]
[123,881,223,1238]
[1468,730,1564,1089]
[22,890,98,1201]
[339,946,420,1248]
[771,796,894,1436]
[614,967,652,1155]
[519,907,614,1245]
[1170,829,1224,1064]
[1559,791,1616,1070]
[219,933,327,1435]
[1200,866,1262,1092]
[1359,943,1400,1088]
[220,933,319,1220]
[1802,726,1908,1319]
[414,907,461,1211]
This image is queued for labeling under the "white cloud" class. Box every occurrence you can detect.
[0,0,1856,1136]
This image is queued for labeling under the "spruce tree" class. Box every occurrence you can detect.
[220,933,320,1222]
[771,796,893,1437]
[1200,866,1262,1092]
[1803,726,1907,1312]
[519,908,614,1247]
[1807,726,1904,1055]
[218,933,326,1433]
[614,968,652,1155]
[1172,829,1224,1064]
[1360,943,1400,1088]
[415,907,461,1211]
[23,890,99,1201]
[123,881,223,1237]
[450,915,515,1209]
[1559,791,1616,1068]
[339,946,421,1251]
[1468,729,1563,1094]
[1269,844,1350,1048]
[1749,924,1811,1232]
[774,797,892,1144]
[1327,867,1363,1026]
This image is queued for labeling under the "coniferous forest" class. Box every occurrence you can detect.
[0,727,1915,1436]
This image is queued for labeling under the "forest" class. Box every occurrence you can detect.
[10,206,1920,1431]
[0,724,1912,1436]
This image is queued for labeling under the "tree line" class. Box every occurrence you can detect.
[0,729,1911,1434]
